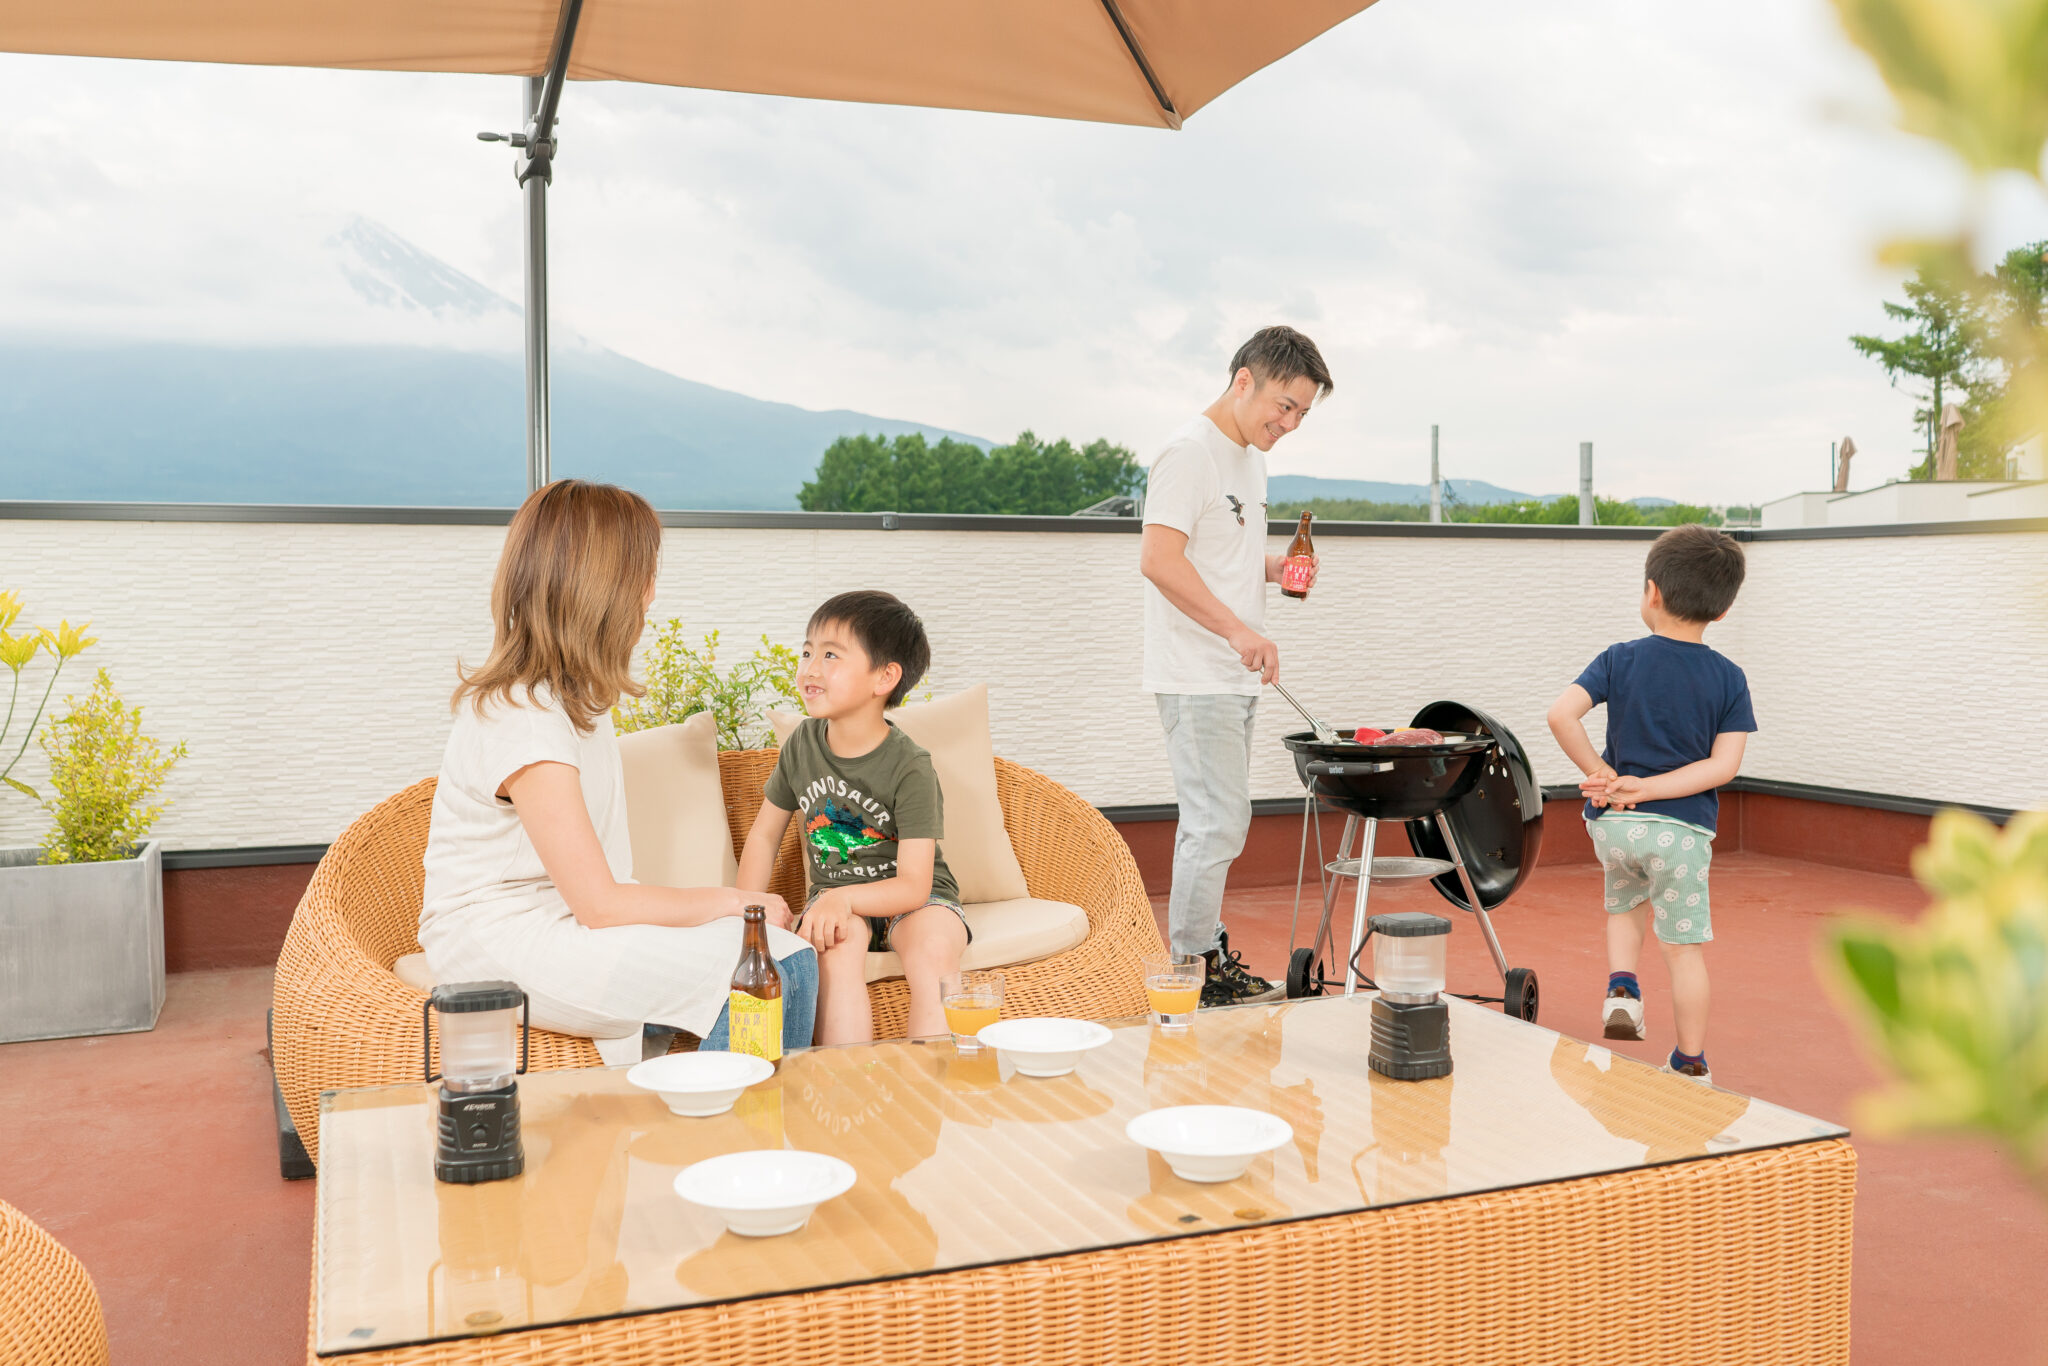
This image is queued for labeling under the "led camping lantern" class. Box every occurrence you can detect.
[423,981,531,1184]
[1366,913,1453,1080]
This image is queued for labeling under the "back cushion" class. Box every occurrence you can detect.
[768,684,1030,904]
[617,711,739,888]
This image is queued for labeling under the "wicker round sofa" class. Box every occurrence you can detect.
[272,750,1160,1165]
[0,1197,109,1366]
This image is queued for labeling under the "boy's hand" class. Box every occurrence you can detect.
[1602,774,1647,811]
[800,889,863,951]
[1580,764,1619,808]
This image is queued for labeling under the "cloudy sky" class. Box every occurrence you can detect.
[8,0,2047,505]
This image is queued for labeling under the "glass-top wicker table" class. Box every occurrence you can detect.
[312,994,1855,1365]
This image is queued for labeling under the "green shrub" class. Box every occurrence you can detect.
[37,668,186,864]
[615,623,802,751]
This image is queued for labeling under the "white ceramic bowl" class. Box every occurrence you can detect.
[1125,1105,1294,1183]
[975,1017,1114,1078]
[673,1150,857,1237]
[627,1051,774,1117]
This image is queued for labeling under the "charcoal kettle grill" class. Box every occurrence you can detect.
[1279,698,1546,1021]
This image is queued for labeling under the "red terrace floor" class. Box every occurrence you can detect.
[2,853,2044,1365]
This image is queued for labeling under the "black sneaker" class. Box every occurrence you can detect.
[1200,931,1284,1007]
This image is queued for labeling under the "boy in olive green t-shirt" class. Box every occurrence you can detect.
[738,591,970,1046]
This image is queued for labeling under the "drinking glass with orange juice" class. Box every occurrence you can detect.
[1143,954,1205,1029]
[940,970,1005,1052]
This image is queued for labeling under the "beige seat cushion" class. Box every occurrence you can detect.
[769,685,1029,904]
[862,897,1088,984]
[392,951,436,991]
[616,711,739,888]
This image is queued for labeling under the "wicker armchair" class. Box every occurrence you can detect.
[273,752,1160,1165]
[0,1198,109,1366]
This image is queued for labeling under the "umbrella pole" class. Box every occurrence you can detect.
[522,75,551,495]
[479,0,583,496]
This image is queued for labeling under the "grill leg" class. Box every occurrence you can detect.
[1313,814,1358,966]
[1343,818,1379,996]
[1288,790,1314,955]
[1435,810,1509,982]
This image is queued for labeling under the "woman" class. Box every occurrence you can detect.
[419,479,816,1064]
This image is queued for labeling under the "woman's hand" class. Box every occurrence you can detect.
[732,888,794,931]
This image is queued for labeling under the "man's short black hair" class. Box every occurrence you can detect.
[1645,524,1746,623]
[1229,325,1334,401]
[807,590,930,708]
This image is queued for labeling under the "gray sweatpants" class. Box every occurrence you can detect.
[1155,692,1258,957]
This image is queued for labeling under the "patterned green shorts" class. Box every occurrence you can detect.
[1587,816,1714,945]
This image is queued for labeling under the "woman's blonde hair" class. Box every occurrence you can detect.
[452,480,662,732]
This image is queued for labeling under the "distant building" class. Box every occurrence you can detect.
[1762,476,2048,529]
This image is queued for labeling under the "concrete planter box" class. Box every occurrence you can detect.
[0,841,164,1044]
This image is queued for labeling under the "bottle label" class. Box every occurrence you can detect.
[728,992,783,1062]
[1282,555,1314,593]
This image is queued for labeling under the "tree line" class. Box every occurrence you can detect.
[798,431,1143,515]
[1266,494,1730,526]
[1850,239,2048,478]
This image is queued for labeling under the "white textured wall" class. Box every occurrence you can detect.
[0,517,2041,851]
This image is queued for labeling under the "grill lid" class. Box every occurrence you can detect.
[1402,700,1546,913]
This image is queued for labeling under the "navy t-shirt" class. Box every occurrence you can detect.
[1574,636,1756,833]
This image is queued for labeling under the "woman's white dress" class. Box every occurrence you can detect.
[418,689,807,1043]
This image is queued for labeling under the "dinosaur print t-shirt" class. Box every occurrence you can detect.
[762,718,959,905]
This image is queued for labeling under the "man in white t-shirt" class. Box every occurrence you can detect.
[1140,325,1333,1006]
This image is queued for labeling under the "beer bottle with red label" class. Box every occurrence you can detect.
[728,905,784,1067]
[1281,511,1315,600]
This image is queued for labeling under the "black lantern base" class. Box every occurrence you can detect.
[434,1082,525,1184]
[1368,995,1452,1080]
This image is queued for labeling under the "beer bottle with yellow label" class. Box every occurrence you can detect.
[728,905,784,1067]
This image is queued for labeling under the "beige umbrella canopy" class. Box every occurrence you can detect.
[1934,403,1963,481]
[1,0,1379,129]
[0,0,1379,488]
[1833,435,1856,492]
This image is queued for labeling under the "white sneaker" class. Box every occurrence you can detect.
[1662,1059,1714,1086]
[1602,992,1645,1041]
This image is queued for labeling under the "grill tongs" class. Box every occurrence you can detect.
[1269,680,1340,745]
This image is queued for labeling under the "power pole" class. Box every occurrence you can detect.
[1579,442,1595,526]
[1429,424,1442,524]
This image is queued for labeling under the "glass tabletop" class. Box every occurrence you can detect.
[314,994,1846,1355]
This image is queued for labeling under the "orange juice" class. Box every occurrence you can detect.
[1146,974,1202,1017]
[943,994,1001,1039]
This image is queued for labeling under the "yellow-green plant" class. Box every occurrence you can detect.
[0,590,96,800]
[1823,811,2048,1193]
[615,623,802,751]
[37,669,187,865]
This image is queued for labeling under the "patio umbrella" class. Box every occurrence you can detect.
[1833,435,1855,492]
[1934,403,1962,481]
[0,0,1381,490]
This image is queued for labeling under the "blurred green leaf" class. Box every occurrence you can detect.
[1832,0,2048,178]
[1825,811,2048,1179]
[1836,935,1905,1023]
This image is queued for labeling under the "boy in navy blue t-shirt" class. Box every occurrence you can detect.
[1548,525,1756,1084]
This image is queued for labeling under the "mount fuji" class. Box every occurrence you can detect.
[0,218,986,509]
